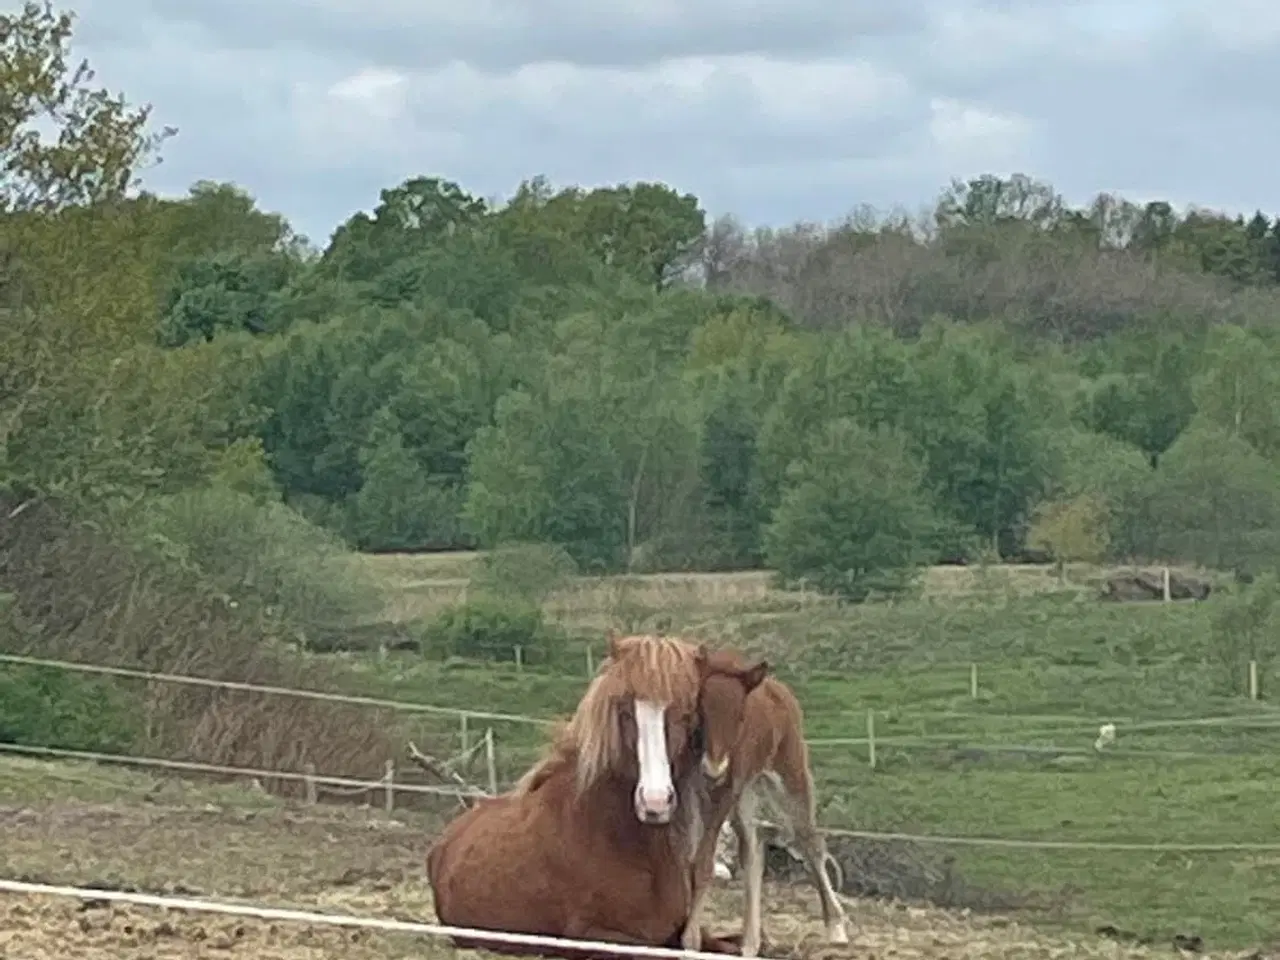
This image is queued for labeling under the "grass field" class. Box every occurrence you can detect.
[0,754,1227,960]
[315,554,1276,951]
[8,552,1275,953]
[358,551,1201,627]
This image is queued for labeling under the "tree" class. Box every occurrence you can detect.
[1191,324,1280,458]
[764,419,939,602]
[1131,423,1280,575]
[1026,494,1111,584]
[0,2,173,211]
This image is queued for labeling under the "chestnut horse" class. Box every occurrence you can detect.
[426,633,768,959]
[685,651,849,958]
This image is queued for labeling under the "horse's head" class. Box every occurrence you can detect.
[568,632,708,825]
[697,649,769,785]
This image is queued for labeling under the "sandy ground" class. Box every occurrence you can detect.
[0,792,1242,960]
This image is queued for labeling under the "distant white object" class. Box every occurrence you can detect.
[1094,722,1116,752]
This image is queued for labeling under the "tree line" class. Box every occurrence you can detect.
[4,2,1280,605]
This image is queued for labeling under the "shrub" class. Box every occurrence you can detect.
[124,485,384,630]
[0,664,140,752]
[469,541,578,605]
[424,595,566,664]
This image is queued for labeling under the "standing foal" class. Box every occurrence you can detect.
[686,650,849,958]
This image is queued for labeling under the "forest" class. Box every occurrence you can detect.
[5,1,1280,620]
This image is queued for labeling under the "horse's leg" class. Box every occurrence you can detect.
[774,746,849,945]
[682,790,737,951]
[733,788,766,958]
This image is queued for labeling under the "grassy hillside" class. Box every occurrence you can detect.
[327,569,1278,951]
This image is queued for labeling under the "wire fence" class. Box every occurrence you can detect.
[7,652,1280,754]
[4,739,1279,854]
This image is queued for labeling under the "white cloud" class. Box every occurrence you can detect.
[52,0,1280,243]
[928,98,1032,169]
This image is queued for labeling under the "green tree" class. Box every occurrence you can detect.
[0,1,173,212]
[1191,324,1280,457]
[1131,423,1280,574]
[764,419,938,602]
[1026,494,1111,584]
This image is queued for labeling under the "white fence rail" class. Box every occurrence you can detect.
[0,879,738,960]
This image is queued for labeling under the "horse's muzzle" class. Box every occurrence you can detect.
[634,783,676,824]
[702,754,730,782]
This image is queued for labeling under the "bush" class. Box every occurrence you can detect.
[469,541,578,605]
[0,665,140,752]
[124,485,385,630]
[764,419,939,602]
[424,595,566,664]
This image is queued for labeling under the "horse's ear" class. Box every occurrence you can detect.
[694,643,709,670]
[740,659,770,693]
[606,629,623,659]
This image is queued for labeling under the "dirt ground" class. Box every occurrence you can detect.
[0,785,1242,960]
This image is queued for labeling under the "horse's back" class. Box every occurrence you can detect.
[739,674,810,791]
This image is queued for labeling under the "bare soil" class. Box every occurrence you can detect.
[0,779,1226,960]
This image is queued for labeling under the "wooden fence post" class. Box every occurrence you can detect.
[866,710,877,770]
[383,759,395,814]
[514,646,523,672]
[1249,660,1259,700]
[1162,567,1171,602]
[969,663,979,699]
[459,713,470,753]
[484,728,498,795]
[585,646,595,677]
[303,763,317,805]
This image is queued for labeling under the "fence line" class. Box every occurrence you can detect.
[0,653,553,727]
[6,740,1279,853]
[8,652,1280,747]
[815,826,1280,853]
[0,879,734,960]
[0,742,490,800]
[807,712,1280,748]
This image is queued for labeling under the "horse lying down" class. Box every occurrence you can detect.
[426,633,769,960]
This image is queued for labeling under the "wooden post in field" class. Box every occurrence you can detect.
[484,728,498,795]
[514,646,523,672]
[969,663,979,699]
[459,713,470,753]
[383,759,395,814]
[303,763,317,805]
[866,710,877,770]
[1249,660,1259,700]
[586,646,595,677]
[1162,567,1171,602]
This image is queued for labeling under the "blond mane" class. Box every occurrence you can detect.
[513,635,703,796]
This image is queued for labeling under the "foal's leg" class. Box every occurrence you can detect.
[775,751,848,945]
[733,789,766,958]
[682,791,736,952]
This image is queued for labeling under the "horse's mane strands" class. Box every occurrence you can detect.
[566,634,701,793]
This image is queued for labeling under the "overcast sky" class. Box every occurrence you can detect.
[64,0,1280,248]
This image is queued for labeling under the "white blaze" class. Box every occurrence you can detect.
[633,699,675,821]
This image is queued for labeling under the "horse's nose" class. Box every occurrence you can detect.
[634,783,676,823]
[702,753,730,781]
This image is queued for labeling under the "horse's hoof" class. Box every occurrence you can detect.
[827,921,849,945]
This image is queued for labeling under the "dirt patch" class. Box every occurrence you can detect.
[0,796,1231,960]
